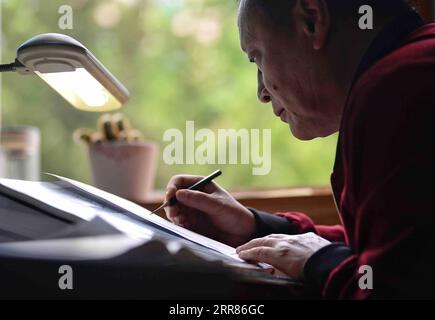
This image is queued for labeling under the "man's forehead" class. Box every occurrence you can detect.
[240,28,257,53]
[238,0,259,51]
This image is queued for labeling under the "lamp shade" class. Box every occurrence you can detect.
[15,33,129,112]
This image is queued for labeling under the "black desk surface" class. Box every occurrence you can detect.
[0,193,315,299]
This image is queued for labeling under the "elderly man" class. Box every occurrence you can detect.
[165,0,435,299]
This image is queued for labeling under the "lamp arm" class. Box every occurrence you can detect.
[0,59,24,72]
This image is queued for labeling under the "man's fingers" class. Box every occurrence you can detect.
[164,200,179,220]
[164,175,221,222]
[267,234,287,239]
[238,246,276,264]
[175,189,220,213]
[166,175,205,191]
[165,186,177,202]
[166,175,217,195]
[236,237,278,253]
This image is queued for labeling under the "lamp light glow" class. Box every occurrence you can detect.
[1,33,129,112]
[36,68,121,112]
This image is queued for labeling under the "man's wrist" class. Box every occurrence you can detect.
[303,243,353,291]
[247,207,300,238]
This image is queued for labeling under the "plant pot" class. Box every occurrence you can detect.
[88,141,158,203]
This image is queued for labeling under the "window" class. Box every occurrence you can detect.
[2,0,346,190]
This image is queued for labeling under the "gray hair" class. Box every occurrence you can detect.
[240,0,413,27]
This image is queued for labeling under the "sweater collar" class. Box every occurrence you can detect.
[352,8,424,86]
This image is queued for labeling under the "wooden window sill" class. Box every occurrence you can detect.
[140,186,340,226]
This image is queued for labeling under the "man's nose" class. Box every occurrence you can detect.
[257,70,271,103]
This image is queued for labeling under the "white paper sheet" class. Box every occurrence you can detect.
[52,174,244,262]
[0,179,97,222]
[0,175,245,263]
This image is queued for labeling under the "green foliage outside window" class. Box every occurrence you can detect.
[1,0,337,190]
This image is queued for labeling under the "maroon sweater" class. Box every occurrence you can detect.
[251,11,435,299]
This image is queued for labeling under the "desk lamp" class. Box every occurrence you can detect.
[0,33,129,112]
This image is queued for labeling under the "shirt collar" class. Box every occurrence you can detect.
[352,8,424,85]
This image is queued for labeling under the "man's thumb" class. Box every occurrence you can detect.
[176,189,217,212]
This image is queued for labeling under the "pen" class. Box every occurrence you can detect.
[151,169,222,214]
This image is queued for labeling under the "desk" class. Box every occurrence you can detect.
[0,188,325,300]
[0,186,332,299]
[0,247,314,299]
[140,186,340,226]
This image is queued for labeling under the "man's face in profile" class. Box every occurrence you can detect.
[238,0,342,141]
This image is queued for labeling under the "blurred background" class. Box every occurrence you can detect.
[0,0,433,191]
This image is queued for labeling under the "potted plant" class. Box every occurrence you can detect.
[74,113,158,203]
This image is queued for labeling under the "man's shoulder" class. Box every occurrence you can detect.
[352,23,435,103]
[343,24,435,142]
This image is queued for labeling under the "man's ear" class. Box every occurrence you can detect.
[295,0,330,50]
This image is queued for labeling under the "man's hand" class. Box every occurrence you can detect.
[236,232,331,279]
[165,175,257,247]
